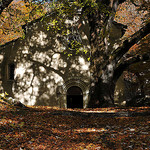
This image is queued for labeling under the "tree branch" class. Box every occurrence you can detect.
[0,0,13,15]
[130,0,139,7]
[28,56,65,78]
[113,53,150,81]
[113,22,150,63]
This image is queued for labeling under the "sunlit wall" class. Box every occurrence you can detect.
[0,15,91,108]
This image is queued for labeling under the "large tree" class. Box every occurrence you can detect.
[86,0,150,107]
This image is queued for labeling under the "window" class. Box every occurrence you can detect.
[67,33,82,49]
[66,26,82,50]
[8,63,15,80]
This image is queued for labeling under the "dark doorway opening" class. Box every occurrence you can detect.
[67,86,83,108]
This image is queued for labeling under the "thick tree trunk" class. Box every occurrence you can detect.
[86,1,115,107]
[87,0,127,107]
[88,77,116,107]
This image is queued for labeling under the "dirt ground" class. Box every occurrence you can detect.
[0,102,150,150]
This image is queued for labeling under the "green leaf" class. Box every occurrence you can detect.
[68,54,72,57]
[84,50,88,54]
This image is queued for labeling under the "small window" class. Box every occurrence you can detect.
[67,33,82,50]
[8,63,15,80]
[66,26,82,50]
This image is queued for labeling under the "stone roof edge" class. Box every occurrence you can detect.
[0,38,19,50]
[22,11,55,31]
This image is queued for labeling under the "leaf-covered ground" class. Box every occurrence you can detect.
[0,101,149,150]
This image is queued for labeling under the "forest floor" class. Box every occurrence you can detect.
[0,101,150,150]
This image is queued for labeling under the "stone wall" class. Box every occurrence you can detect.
[0,15,91,108]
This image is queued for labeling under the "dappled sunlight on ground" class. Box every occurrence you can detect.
[0,102,149,149]
[28,105,149,113]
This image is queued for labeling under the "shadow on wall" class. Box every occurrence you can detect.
[1,16,91,107]
[114,71,142,106]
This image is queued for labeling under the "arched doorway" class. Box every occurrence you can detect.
[67,86,83,108]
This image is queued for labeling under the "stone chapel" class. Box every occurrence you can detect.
[0,12,133,108]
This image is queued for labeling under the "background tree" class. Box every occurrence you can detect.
[0,0,49,44]
[0,0,13,14]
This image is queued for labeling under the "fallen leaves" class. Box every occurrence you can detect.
[0,104,149,149]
